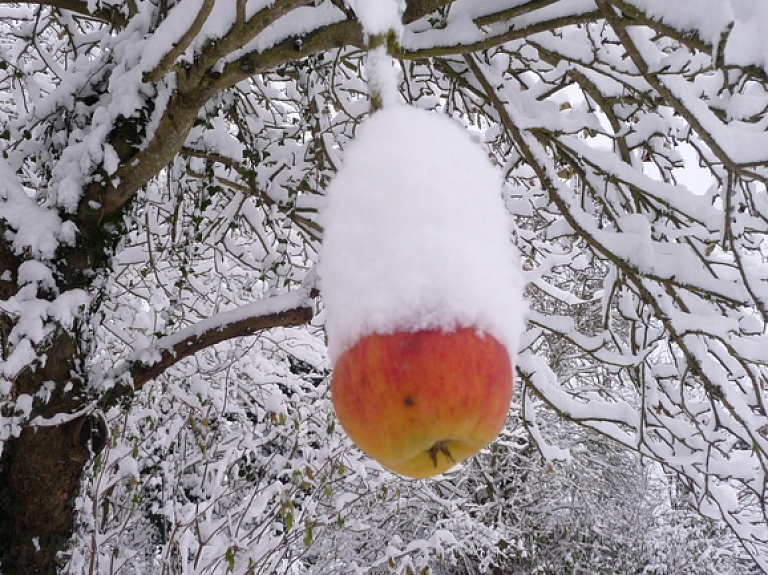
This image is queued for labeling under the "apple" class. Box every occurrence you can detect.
[331,327,513,478]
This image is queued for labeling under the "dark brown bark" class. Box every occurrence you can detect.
[1,220,315,574]
[0,240,16,361]
[0,0,130,27]
[0,330,92,574]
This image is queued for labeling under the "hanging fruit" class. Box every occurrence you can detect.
[319,105,525,478]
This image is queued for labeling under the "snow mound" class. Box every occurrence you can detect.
[319,105,525,362]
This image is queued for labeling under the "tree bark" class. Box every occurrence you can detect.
[0,329,93,574]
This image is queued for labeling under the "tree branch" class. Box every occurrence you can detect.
[98,283,317,409]
[143,0,216,83]
[0,0,130,27]
[595,1,736,175]
[76,0,335,229]
[75,0,610,231]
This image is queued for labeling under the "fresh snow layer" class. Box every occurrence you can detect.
[346,0,405,36]
[319,105,525,362]
[0,158,65,259]
[366,45,403,108]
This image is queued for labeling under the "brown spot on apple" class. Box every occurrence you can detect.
[404,396,415,407]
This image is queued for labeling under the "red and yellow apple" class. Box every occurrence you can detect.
[331,327,513,478]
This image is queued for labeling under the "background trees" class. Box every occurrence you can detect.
[0,1,767,573]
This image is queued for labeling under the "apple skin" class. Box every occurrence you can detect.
[331,328,513,479]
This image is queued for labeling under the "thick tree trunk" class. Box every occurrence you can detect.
[0,330,94,574]
[0,228,107,574]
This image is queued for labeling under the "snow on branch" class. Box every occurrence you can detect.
[99,283,316,408]
[0,0,130,26]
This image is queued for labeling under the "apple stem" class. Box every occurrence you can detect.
[428,441,454,467]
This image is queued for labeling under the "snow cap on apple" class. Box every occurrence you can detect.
[319,104,525,478]
[320,105,524,358]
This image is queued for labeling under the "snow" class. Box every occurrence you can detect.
[235,2,346,57]
[1,339,36,381]
[319,105,526,362]
[17,260,56,290]
[629,0,731,46]
[402,10,485,51]
[627,0,768,69]
[48,289,90,330]
[188,115,246,160]
[403,0,598,51]
[13,394,33,419]
[118,456,140,480]
[519,352,640,434]
[1,1,767,571]
[662,74,768,164]
[140,0,208,71]
[116,284,314,373]
[0,158,64,259]
[365,45,402,108]
[346,0,405,37]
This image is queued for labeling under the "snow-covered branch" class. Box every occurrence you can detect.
[100,285,316,407]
